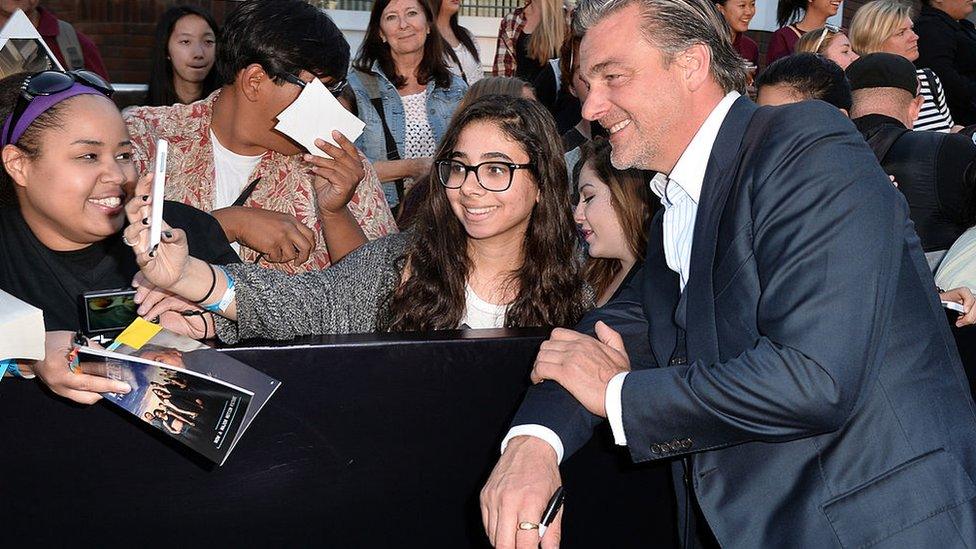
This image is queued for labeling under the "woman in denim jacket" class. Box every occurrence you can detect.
[349,0,467,209]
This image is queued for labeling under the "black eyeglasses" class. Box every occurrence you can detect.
[279,72,348,98]
[4,69,113,146]
[435,159,535,192]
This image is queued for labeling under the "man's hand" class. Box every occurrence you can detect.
[31,331,131,405]
[481,436,563,548]
[305,131,366,215]
[531,321,630,417]
[212,206,316,265]
[941,286,976,327]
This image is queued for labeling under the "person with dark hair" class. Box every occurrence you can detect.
[0,1,109,80]
[126,95,592,339]
[715,0,758,66]
[432,0,483,85]
[796,25,859,69]
[914,0,976,126]
[125,0,396,275]
[350,0,467,209]
[849,52,976,274]
[572,137,654,305]
[144,5,219,107]
[756,52,852,113]
[766,0,842,65]
[0,70,238,403]
[849,0,957,133]
[481,0,976,545]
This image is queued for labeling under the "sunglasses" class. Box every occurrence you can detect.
[4,70,113,146]
[279,72,348,98]
[813,24,842,53]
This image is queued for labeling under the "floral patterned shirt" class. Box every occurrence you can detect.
[124,90,398,274]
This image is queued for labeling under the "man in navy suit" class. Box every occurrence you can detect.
[479,0,976,547]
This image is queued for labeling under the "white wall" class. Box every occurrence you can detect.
[328,9,502,74]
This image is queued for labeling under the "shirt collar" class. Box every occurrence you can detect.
[654,91,740,204]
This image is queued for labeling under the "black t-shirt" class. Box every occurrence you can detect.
[0,200,239,331]
[514,33,547,85]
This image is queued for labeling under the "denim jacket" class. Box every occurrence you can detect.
[348,63,467,164]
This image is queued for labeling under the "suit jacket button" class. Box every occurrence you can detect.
[651,444,661,454]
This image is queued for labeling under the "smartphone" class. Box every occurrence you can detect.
[79,288,139,337]
[149,139,168,250]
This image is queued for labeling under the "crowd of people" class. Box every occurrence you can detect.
[3,0,976,545]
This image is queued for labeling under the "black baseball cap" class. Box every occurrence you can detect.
[846,52,919,96]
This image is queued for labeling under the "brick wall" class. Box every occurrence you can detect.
[43,0,236,84]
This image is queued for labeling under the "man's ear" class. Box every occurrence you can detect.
[238,63,269,102]
[2,144,30,190]
[677,43,711,92]
[907,94,924,129]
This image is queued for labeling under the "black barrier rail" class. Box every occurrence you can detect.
[0,329,676,547]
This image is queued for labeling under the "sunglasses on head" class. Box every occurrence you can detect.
[813,24,842,53]
[4,70,113,146]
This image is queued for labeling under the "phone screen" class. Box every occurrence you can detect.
[84,291,138,333]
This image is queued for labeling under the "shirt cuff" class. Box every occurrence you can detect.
[500,424,565,464]
[606,372,629,446]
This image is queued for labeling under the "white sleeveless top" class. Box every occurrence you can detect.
[460,285,509,329]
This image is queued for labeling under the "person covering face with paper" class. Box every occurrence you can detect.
[124,0,397,274]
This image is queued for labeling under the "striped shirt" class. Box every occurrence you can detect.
[915,68,955,133]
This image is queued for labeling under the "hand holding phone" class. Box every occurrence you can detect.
[149,139,168,250]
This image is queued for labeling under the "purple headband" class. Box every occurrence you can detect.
[0,83,105,148]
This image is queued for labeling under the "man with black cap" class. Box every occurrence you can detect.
[849,52,976,271]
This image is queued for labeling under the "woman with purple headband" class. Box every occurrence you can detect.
[0,70,238,403]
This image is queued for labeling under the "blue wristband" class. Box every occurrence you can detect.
[203,266,236,313]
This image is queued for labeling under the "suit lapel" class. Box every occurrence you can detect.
[684,97,757,364]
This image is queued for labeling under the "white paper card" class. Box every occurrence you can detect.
[0,289,44,361]
[274,77,365,159]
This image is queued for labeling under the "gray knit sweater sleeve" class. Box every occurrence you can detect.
[213,233,409,343]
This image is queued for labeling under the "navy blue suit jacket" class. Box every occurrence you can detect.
[514,98,976,547]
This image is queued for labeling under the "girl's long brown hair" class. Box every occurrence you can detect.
[379,94,589,331]
[572,137,655,298]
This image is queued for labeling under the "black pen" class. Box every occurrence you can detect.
[538,486,564,538]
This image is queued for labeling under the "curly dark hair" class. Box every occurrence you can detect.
[379,94,589,331]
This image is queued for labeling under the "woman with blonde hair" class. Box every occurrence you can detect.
[492,0,567,83]
[795,25,859,69]
[849,0,956,132]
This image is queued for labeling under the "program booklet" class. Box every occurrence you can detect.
[76,341,280,466]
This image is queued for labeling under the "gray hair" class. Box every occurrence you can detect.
[573,0,747,93]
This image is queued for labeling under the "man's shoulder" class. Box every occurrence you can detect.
[748,100,856,144]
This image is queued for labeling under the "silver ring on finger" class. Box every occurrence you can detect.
[121,233,135,247]
[517,521,539,531]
